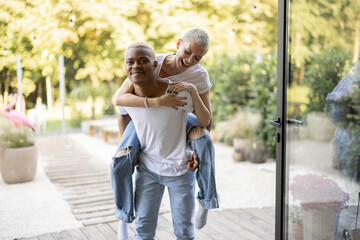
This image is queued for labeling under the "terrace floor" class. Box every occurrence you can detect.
[17,133,276,240]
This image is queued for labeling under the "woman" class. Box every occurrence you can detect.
[112,28,219,239]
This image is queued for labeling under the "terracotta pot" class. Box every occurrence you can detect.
[0,145,37,184]
[248,142,268,164]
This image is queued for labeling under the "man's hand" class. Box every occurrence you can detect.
[187,152,199,172]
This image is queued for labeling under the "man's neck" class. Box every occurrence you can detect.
[134,78,167,98]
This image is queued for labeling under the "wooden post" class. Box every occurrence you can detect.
[59,55,66,133]
[16,55,23,112]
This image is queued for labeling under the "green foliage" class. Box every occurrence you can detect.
[289,206,303,225]
[45,119,72,132]
[0,115,35,148]
[1,0,279,107]
[340,122,360,179]
[290,0,360,67]
[69,81,109,119]
[248,53,277,158]
[305,48,352,113]
[207,52,277,158]
[205,53,256,124]
[69,105,85,128]
[214,107,262,145]
[326,84,360,180]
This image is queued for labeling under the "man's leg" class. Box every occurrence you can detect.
[167,170,196,240]
[135,164,164,240]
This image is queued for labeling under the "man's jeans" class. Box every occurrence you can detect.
[135,163,195,240]
[110,113,219,223]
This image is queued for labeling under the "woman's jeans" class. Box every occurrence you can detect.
[135,163,195,240]
[110,113,219,223]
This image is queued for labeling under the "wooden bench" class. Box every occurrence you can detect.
[88,119,117,136]
[103,125,121,143]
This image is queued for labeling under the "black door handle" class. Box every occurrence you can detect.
[287,119,303,126]
[269,118,281,128]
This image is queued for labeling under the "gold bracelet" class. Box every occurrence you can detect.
[144,96,149,108]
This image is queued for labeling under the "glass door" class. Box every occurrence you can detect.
[276,0,360,239]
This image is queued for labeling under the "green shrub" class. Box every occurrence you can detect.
[206,52,277,158]
[248,53,277,158]
[0,115,35,148]
[215,108,262,145]
[204,53,256,124]
[305,48,352,113]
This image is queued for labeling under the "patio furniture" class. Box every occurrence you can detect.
[103,125,121,143]
[87,119,117,136]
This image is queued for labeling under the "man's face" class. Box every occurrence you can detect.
[175,39,208,71]
[124,47,157,85]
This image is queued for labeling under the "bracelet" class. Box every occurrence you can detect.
[144,96,149,108]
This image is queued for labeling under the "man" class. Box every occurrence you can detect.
[114,41,196,239]
[113,29,219,234]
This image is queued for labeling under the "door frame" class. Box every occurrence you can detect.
[275,0,289,239]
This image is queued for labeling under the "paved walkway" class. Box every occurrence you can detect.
[9,133,277,239]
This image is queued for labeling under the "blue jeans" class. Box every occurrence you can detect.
[110,122,140,222]
[135,163,195,240]
[110,113,219,223]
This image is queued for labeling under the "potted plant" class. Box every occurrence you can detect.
[0,95,37,184]
[290,206,303,239]
[289,174,350,240]
[214,108,263,162]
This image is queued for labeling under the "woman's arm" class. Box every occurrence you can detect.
[169,82,211,127]
[115,78,186,109]
[199,90,213,131]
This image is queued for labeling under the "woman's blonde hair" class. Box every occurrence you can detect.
[182,28,210,50]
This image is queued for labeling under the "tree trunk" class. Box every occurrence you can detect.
[91,98,95,120]
[353,19,360,63]
[46,75,52,112]
[90,74,99,88]
[0,80,2,110]
[3,71,9,110]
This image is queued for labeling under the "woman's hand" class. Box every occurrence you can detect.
[158,92,186,110]
[168,81,196,94]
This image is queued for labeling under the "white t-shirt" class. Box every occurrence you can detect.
[155,54,212,94]
[118,85,194,176]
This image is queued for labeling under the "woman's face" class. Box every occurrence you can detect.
[175,39,208,71]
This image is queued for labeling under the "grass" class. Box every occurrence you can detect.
[46,119,76,132]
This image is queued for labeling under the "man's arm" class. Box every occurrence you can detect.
[118,114,131,136]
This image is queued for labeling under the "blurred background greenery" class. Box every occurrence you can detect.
[0,0,358,158]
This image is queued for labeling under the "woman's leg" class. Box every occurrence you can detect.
[186,113,219,229]
[110,120,141,223]
[186,113,219,209]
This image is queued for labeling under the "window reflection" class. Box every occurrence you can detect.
[287,0,360,239]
